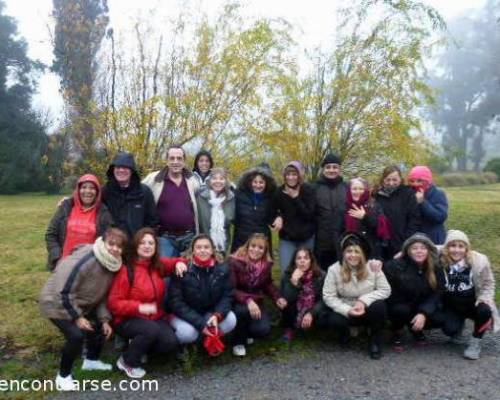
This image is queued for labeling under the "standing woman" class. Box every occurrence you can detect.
[39,228,127,391]
[374,165,421,260]
[231,164,278,252]
[108,228,188,378]
[45,174,113,270]
[229,233,287,356]
[281,247,325,340]
[344,177,390,260]
[439,230,499,360]
[407,166,448,245]
[273,161,316,273]
[320,233,391,359]
[192,149,214,190]
[196,168,235,256]
[168,235,236,349]
[383,233,445,351]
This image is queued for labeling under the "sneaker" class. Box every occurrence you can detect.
[464,337,481,360]
[82,359,112,371]
[232,345,246,357]
[413,331,429,347]
[55,373,78,391]
[392,333,404,353]
[116,356,146,378]
[246,337,255,345]
[282,328,295,342]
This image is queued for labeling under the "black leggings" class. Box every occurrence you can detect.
[317,300,387,342]
[438,302,492,339]
[50,318,104,377]
[115,318,178,367]
[387,302,441,332]
[232,302,272,345]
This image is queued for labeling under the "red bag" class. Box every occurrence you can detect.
[202,327,225,357]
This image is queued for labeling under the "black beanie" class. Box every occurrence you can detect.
[321,152,342,167]
[340,232,372,259]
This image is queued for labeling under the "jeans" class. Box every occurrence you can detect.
[279,237,315,274]
[159,231,195,257]
[232,303,272,345]
[169,311,237,344]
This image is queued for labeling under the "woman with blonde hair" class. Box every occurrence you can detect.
[383,233,445,351]
[320,232,391,359]
[229,233,287,356]
[438,230,499,360]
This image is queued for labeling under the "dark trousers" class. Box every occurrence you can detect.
[317,300,387,343]
[387,302,441,332]
[282,303,299,329]
[50,318,104,377]
[116,318,178,367]
[232,302,272,345]
[438,302,492,339]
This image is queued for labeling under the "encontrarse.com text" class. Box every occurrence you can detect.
[0,379,158,392]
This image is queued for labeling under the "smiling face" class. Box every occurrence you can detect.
[446,240,468,263]
[137,233,156,260]
[113,166,132,187]
[193,238,214,261]
[350,180,365,202]
[285,169,299,188]
[79,182,97,207]
[247,238,267,261]
[197,155,211,174]
[295,250,311,272]
[383,171,402,189]
[343,245,363,267]
[209,173,226,194]
[104,236,123,258]
[167,147,185,175]
[322,163,341,180]
[251,174,266,193]
[408,242,429,265]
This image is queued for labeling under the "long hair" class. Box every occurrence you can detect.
[126,227,162,269]
[406,242,438,290]
[440,241,473,271]
[233,233,273,262]
[373,165,403,193]
[102,227,128,249]
[207,167,231,196]
[341,244,368,283]
[286,247,322,277]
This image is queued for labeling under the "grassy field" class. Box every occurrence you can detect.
[0,185,499,396]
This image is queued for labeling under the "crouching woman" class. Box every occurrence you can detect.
[320,233,391,359]
[108,228,188,378]
[168,234,236,350]
[39,227,127,391]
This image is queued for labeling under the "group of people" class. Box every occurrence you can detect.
[39,146,498,391]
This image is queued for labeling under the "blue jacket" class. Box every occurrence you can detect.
[418,185,448,244]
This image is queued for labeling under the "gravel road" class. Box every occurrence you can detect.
[50,326,499,400]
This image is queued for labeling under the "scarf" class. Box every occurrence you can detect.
[344,184,370,233]
[208,190,227,252]
[245,258,268,288]
[92,236,122,272]
[378,184,400,197]
[193,255,216,268]
[296,270,316,328]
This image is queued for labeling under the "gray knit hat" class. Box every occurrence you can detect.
[444,230,470,247]
[402,233,438,261]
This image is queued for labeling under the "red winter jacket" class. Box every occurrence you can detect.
[108,257,186,326]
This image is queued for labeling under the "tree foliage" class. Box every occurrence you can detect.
[0,1,49,193]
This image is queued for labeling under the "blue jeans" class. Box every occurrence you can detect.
[279,237,315,274]
[159,231,195,257]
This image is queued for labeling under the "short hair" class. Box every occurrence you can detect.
[166,144,185,160]
[103,227,128,248]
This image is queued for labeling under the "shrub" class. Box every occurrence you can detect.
[435,172,498,187]
[484,158,500,179]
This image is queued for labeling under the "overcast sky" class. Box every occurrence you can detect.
[4,0,486,131]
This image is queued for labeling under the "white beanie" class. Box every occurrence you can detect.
[444,230,470,247]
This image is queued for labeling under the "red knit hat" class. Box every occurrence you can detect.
[408,166,433,184]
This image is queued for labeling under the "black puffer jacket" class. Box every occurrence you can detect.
[167,261,233,330]
[231,165,277,252]
[101,152,158,237]
[273,182,316,242]
[383,234,445,317]
[314,176,347,252]
[374,184,421,259]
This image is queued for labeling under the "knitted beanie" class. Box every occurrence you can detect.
[283,161,305,181]
[408,166,433,184]
[444,229,470,247]
[321,152,342,167]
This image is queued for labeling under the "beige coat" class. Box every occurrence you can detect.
[39,245,115,322]
[323,262,391,317]
[142,167,200,233]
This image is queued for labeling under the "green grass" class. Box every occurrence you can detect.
[0,185,499,398]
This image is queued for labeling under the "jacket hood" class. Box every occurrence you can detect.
[106,152,141,187]
[73,174,101,210]
[402,233,438,261]
[237,163,277,194]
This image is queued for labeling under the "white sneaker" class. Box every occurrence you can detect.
[246,338,254,345]
[55,373,78,391]
[232,345,246,357]
[464,337,481,360]
[82,359,113,371]
[116,356,146,378]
